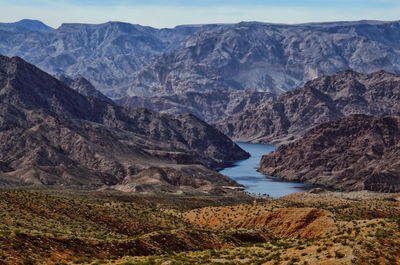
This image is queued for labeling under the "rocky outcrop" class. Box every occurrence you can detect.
[185,204,335,239]
[260,114,400,192]
[0,55,248,191]
[233,208,335,239]
[116,90,273,122]
[217,70,400,144]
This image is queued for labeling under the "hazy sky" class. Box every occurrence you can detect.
[1,0,399,28]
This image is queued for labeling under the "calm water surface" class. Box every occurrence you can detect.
[219,142,314,198]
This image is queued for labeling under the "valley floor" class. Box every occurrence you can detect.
[0,189,399,265]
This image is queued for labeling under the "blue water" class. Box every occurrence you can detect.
[219,142,313,198]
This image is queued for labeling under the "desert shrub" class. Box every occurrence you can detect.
[335,251,345,258]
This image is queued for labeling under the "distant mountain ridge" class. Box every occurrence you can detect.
[0,20,218,98]
[1,19,400,101]
[0,19,54,32]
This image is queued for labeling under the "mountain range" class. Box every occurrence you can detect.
[1,19,400,194]
[1,17,400,265]
[0,55,248,193]
[1,20,400,103]
[217,70,400,144]
[125,20,400,98]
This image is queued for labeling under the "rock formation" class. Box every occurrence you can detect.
[259,114,400,192]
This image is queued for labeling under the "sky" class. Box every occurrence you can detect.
[0,0,399,28]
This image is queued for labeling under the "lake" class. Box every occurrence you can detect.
[219,142,313,198]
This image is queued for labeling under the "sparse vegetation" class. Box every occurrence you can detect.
[0,189,399,264]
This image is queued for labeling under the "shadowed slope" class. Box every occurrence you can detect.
[260,114,400,192]
[0,55,248,191]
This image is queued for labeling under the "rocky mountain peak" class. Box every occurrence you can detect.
[0,55,92,120]
[15,19,53,32]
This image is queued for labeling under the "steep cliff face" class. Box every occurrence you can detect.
[217,70,400,144]
[0,55,248,191]
[259,114,400,192]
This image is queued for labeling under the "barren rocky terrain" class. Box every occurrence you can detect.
[1,20,400,99]
[259,114,400,192]
[217,70,400,144]
[3,20,400,124]
[0,55,248,192]
[117,90,274,122]
[126,20,400,98]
